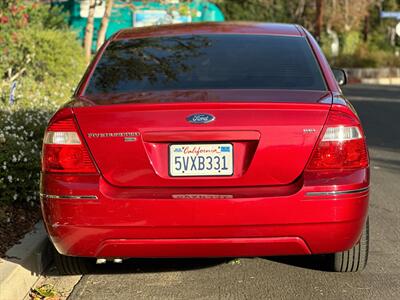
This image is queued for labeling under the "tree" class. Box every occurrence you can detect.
[315,0,323,40]
[324,0,378,33]
[96,0,114,50]
[84,0,96,64]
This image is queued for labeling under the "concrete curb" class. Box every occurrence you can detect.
[360,78,400,85]
[0,221,52,300]
[345,68,400,85]
[348,78,400,85]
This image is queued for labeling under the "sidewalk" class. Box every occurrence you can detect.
[0,222,51,300]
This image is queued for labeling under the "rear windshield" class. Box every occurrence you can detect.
[84,34,326,95]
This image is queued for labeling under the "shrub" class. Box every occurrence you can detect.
[341,31,362,56]
[217,0,287,22]
[0,2,85,204]
[0,0,67,31]
[328,43,400,68]
[0,106,54,204]
[0,28,85,99]
[0,0,79,92]
[0,48,83,205]
[2,28,85,83]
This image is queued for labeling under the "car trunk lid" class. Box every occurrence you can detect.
[73,90,331,187]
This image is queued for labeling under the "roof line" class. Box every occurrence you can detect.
[294,24,306,37]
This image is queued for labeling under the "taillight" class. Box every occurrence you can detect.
[42,108,97,173]
[306,109,369,170]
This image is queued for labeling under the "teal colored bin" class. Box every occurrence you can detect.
[54,0,225,49]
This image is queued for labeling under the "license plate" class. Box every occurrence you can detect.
[169,143,233,177]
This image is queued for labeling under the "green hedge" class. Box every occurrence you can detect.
[0,107,53,203]
[326,43,400,68]
[0,58,84,206]
[0,2,86,204]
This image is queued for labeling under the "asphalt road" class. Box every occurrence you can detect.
[51,84,400,300]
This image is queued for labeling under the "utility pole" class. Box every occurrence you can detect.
[315,0,323,41]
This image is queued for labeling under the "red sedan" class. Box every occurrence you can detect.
[40,22,369,274]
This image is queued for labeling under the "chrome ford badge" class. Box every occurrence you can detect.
[186,113,215,124]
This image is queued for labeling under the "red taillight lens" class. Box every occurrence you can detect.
[42,109,97,173]
[306,109,369,170]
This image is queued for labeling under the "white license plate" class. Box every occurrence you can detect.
[169,143,233,177]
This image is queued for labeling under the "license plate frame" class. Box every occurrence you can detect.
[169,143,234,177]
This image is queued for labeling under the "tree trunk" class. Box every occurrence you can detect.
[363,14,369,42]
[97,0,114,50]
[84,0,97,65]
[315,0,323,41]
[294,0,306,22]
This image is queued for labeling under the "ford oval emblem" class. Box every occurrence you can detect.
[186,113,215,124]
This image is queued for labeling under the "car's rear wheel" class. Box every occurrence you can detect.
[53,248,92,275]
[333,217,369,272]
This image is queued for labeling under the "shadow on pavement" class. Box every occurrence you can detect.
[264,254,333,272]
[92,255,334,274]
[41,257,231,276]
[92,258,230,274]
[372,157,400,173]
[44,255,336,276]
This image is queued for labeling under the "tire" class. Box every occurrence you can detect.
[53,247,92,275]
[333,217,369,272]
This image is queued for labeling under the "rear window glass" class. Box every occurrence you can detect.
[84,34,326,95]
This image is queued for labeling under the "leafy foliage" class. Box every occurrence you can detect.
[1,28,85,85]
[341,31,362,56]
[0,1,83,86]
[216,0,294,23]
[215,0,380,33]
[0,106,53,204]
[0,0,67,32]
[0,1,85,204]
[331,45,400,68]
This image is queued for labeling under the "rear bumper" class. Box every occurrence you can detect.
[40,171,369,258]
[42,221,367,258]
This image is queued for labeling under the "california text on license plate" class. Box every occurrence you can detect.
[169,143,233,177]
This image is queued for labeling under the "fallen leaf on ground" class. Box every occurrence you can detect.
[30,284,60,300]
